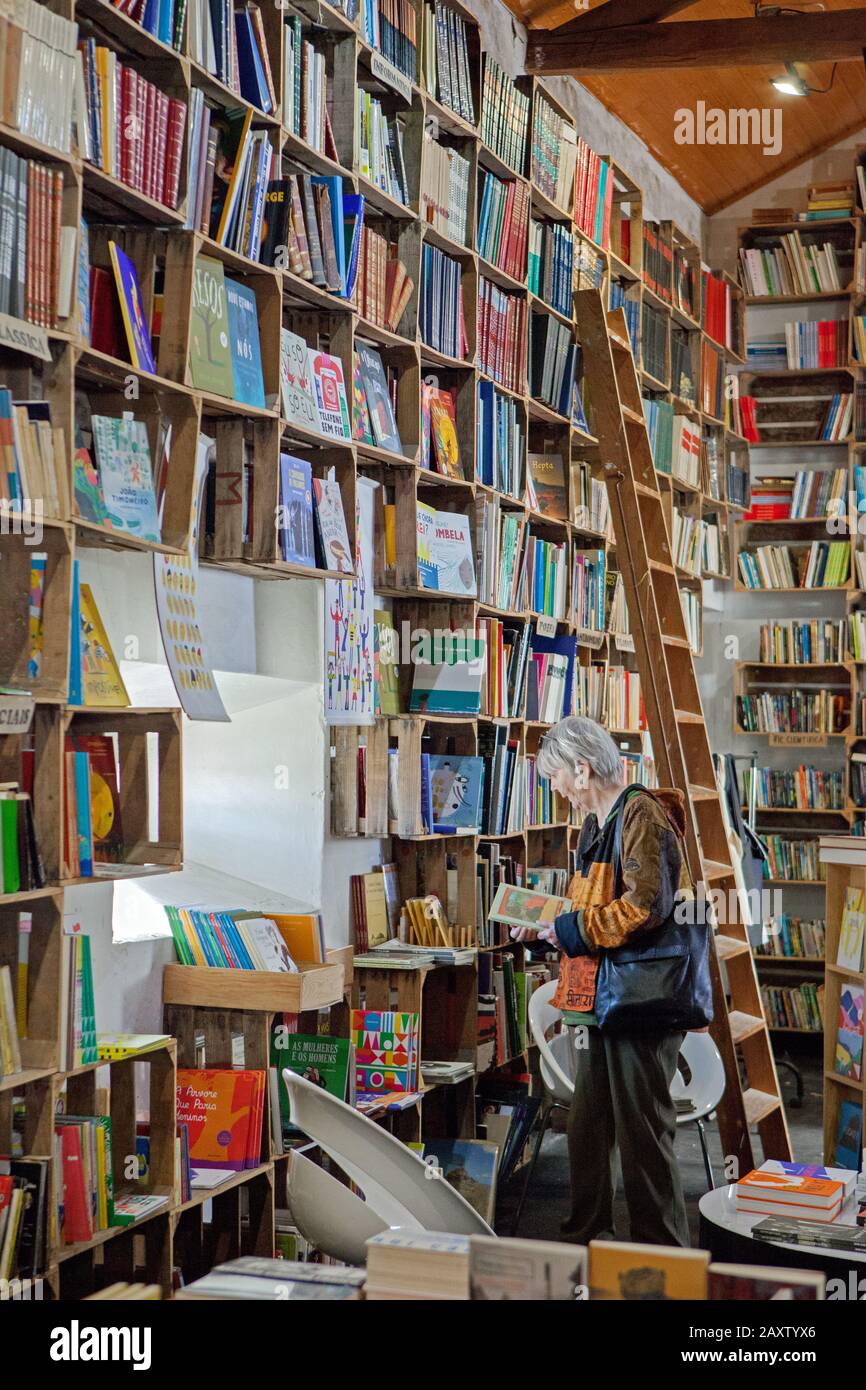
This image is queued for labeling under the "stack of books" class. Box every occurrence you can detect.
[480,59,530,173]
[365,1232,470,1300]
[759,619,845,663]
[422,139,471,244]
[178,1258,363,1301]
[421,1,475,124]
[736,1161,855,1224]
[737,541,850,590]
[803,181,854,221]
[574,140,612,249]
[530,92,577,210]
[0,155,74,329]
[784,319,848,369]
[478,279,526,392]
[359,0,418,79]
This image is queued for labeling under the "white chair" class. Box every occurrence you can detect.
[282,1069,494,1252]
[670,1031,726,1190]
[285,1147,386,1264]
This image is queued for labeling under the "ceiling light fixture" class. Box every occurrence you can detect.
[771,62,810,96]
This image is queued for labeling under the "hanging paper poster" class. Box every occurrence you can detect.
[153,434,229,722]
[324,475,377,725]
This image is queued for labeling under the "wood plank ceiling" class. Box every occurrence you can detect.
[505,0,866,213]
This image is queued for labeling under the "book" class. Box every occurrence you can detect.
[428,754,485,832]
[423,1138,499,1224]
[469,1235,587,1300]
[90,415,161,542]
[308,349,351,440]
[835,983,864,1081]
[262,913,326,964]
[108,242,156,374]
[527,453,567,519]
[837,886,866,972]
[707,1263,824,1301]
[312,474,352,574]
[351,1009,419,1095]
[416,500,438,589]
[410,632,485,715]
[588,1240,709,1300]
[426,387,463,479]
[356,344,400,454]
[176,1069,266,1170]
[835,1100,863,1169]
[189,255,235,397]
[279,328,320,433]
[271,1032,352,1144]
[374,610,401,716]
[278,454,316,567]
[96,1034,171,1060]
[487,883,570,930]
[225,277,265,408]
[429,510,476,596]
[736,1167,846,1221]
[78,582,130,707]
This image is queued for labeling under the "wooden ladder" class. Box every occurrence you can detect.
[576,288,792,1172]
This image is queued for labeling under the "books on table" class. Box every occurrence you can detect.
[735,1165,849,1223]
[365,1230,470,1301]
[469,1235,587,1300]
[177,1257,364,1300]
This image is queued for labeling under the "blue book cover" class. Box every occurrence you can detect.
[223,913,256,970]
[157,0,174,45]
[834,1099,863,1169]
[235,8,272,113]
[419,753,434,833]
[108,241,156,375]
[68,561,82,705]
[74,750,93,876]
[311,176,347,297]
[278,454,316,567]
[477,379,493,486]
[429,755,485,832]
[342,194,365,300]
[225,277,266,407]
[77,219,91,343]
[143,0,158,33]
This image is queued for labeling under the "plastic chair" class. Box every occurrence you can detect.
[285,1147,386,1264]
[670,1031,726,1190]
[282,1069,494,1246]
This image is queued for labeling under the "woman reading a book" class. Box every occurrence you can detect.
[510,716,697,1248]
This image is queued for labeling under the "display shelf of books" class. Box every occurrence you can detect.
[0,525,74,705]
[819,838,866,1171]
[0,890,64,1089]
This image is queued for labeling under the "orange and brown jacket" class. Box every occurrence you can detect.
[552,786,694,1014]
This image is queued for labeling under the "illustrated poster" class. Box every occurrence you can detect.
[324,475,377,724]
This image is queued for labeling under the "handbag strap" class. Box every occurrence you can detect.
[611,787,643,898]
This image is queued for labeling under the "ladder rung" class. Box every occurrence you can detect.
[662,634,692,648]
[714,934,752,961]
[728,1010,767,1044]
[634,482,660,500]
[703,859,734,882]
[689,784,718,802]
[742,1088,783,1126]
[608,330,631,352]
[649,559,676,575]
[621,406,644,425]
[675,708,703,724]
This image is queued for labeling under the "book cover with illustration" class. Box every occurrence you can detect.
[312,475,352,573]
[225,277,266,408]
[351,350,375,444]
[430,510,476,596]
[428,754,485,831]
[835,1099,863,1168]
[270,1032,352,1138]
[189,255,235,397]
[278,454,316,567]
[90,415,161,542]
[72,440,108,526]
[588,1240,710,1301]
[280,328,320,433]
[357,344,401,454]
[837,886,866,972]
[351,1010,419,1094]
[423,1139,499,1225]
[835,982,864,1081]
[488,883,571,929]
[374,609,401,716]
[72,733,124,862]
[427,387,463,479]
[308,349,351,439]
[176,1068,264,1170]
[108,242,156,374]
[527,453,567,519]
[78,582,130,707]
[417,500,438,589]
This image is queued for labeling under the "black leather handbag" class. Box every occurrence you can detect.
[593,794,714,1035]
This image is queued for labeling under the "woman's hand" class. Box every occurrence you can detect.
[510,923,561,948]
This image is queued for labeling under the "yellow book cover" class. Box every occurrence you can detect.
[265,914,324,964]
[79,582,130,708]
[588,1240,709,1300]
[384,504,396,569]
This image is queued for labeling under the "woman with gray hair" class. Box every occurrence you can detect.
[511,715,694,1247]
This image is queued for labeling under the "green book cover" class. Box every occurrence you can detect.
[0,799,20,894]
[189,255,235,397]
[270,1031,352,1137]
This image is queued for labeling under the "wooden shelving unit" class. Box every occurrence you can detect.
[820,839,866,1167]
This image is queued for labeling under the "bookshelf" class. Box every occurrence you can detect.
[820,839,866,1170]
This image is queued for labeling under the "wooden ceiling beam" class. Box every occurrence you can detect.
[550,0,704,35]
[526,10,866,73]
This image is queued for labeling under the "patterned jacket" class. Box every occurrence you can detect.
[551,786,694,1015]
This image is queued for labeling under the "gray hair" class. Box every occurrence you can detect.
[537,716,623,787]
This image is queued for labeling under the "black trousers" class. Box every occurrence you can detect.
[563,1026,690,1248]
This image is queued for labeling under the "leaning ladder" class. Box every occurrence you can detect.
[576,288,792,1172]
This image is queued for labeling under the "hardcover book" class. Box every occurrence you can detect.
[90,415,161,542]
[312,474,352,573]
[428,754,485,832]
[225,277,265,408]
[189,255,235,397]
[427,387,463,479]
[351,350,375,444]
[487,883,570,929]
[108,242,156,374]
[835,983,864,1081]
[351,1009,419,1095]
[357,344,401,454]
[78,582,130,707]
[280,328,320,433]
[308,348,351,440]
[527,453,567,519]
[430,510,476,596]
[278,454,316,567]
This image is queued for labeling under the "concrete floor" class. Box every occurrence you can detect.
[498,1045,826,1244]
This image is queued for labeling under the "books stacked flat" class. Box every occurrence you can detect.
[421,1059,475,1084]
[177,1257,364,1300]
[754,1216,866,1253]
[365,1231,470,1300]
[736,1161,855,1224]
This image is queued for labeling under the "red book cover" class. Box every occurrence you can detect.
[36,163,47,328]
[25,161,35,323]
[58,1125,93,1244]
[142,77,155,201]
[155,91,171,207]
[50,168,63,325]
[120,65,133,185]
[164,97,187,210]
[89,266,125,360]
[176,1069,261,1170]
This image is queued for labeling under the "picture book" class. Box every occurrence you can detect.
[324,477,377,725]
[263,913,326,964]
[176,1069,266,1170]
[189,255,235,397]
[225,277,265,408]
[72,443,107,525]
[74,733,124,862]
[469,1235,588,1300]
[417,500,438,589]
[357,344,401,454]
[271,1032,352,1138]
[834,1099,863,1168]
[108,242,156,374]
[374,609,401,716]
[428,754,485,832]
[351,350,375,444]
[487,883,571,930]
[90,415,161,542]
[835,983,864,1081]
[423,1139,499,1225]
[352,1009,419,1095]
[430,511,476,596]
[280,329,320,433]
[410,632,486,715]
[837,886,866,972]
[278,454,316,567]
[427,387,463,479]
[527,453,568,520]
[313,474,352,573]
[588,1240,710,1300]
[308,349,351,440]
[78,582,130,707]
[28,553,45,681]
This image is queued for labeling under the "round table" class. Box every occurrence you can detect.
[699,1184,866,1298]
